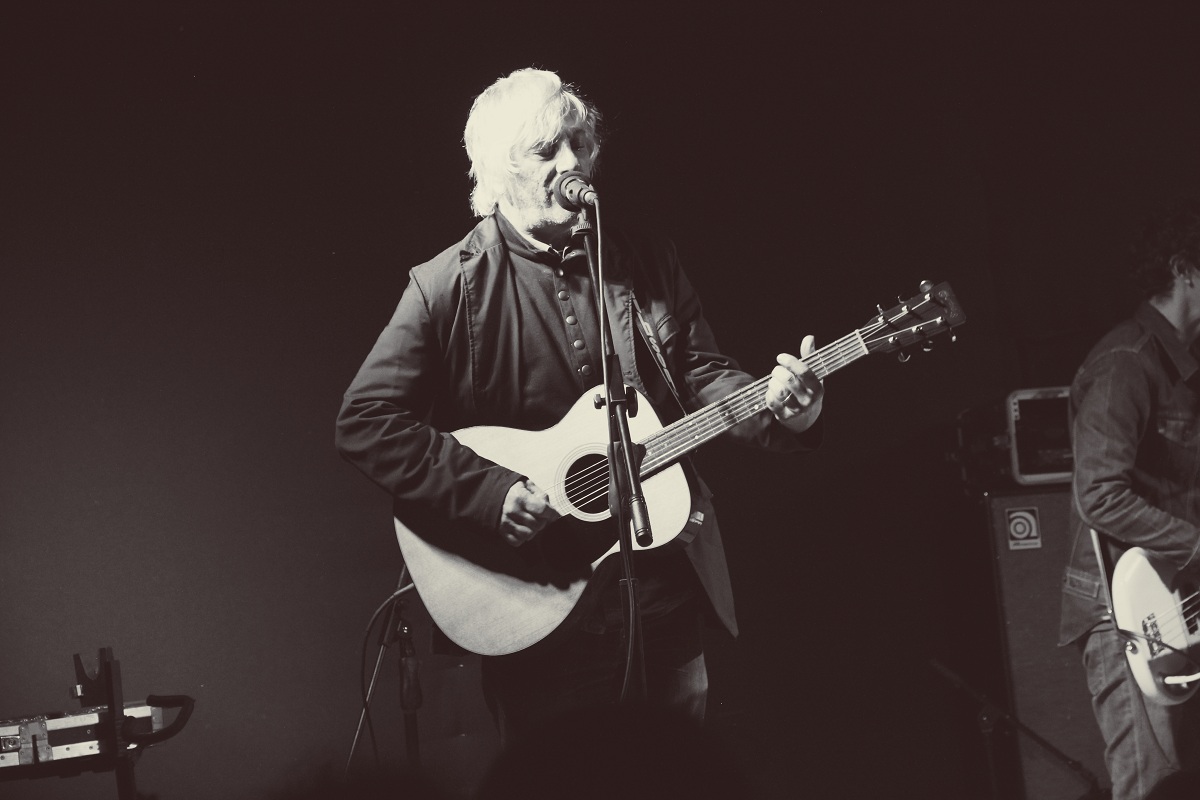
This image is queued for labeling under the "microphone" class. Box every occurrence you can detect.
[552,170,597,211]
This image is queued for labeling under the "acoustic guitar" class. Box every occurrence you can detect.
[395,281,966,655]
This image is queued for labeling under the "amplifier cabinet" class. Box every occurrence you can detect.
[985,489,1109,799]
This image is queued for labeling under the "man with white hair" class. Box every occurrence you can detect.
[336,68,824,743]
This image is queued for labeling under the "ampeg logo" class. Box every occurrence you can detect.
[1006,507,1042,550]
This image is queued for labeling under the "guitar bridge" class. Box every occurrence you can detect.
[1142,614,1165,657]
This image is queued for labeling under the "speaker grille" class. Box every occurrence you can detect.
[986,490,1109,798]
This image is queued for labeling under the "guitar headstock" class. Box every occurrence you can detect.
[861,281,966,356]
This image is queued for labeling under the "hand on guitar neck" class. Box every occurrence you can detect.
[765,336,824,435]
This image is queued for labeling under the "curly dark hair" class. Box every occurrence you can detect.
[1131,197,1200,298]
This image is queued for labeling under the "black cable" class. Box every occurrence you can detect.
[618,569,639,702]
[345,569,414,776]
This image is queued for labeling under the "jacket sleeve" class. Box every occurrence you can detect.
[1071,349,1200,571]
[334,274,524,531]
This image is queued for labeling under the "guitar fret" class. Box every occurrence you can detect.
[640,282,956,475]
[643,378,769,472]
[641,331,874,474]
[809,343,831,379]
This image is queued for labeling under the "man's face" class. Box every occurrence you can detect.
[501,123,595,240]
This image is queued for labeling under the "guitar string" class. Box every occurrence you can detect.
[553,335,853,507]
[1137,588,1200,646]
[558,315,880,501]
[555,301,948,509]
[553,372,778,512]
[557,340,848,508]
[1116,579,1200,650]
[621,300,937,468]
[557,317,939,512]
[551,303,947,514]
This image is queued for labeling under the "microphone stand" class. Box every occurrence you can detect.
[575,198,654,702]
[929,658,1104,800]
[345,572,419,776]
[395,597,422,770]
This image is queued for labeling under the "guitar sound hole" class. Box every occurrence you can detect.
[564,453,610,515]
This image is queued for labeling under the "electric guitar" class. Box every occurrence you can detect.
[1109,545,1200,704]
[395,281,966,655]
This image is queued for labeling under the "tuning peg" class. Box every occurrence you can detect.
[919,279,934,293]
[922,342,935,353]
[898,351,911,363]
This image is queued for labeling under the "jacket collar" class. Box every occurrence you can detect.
[1137,301,1200,382]
[459,211,633,279]
[458,213,505,262]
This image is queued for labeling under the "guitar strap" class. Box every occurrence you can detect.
[630,293,690,420]
[630,293,709,544]
[1088,528,1116,619]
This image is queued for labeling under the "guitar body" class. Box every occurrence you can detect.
[394,388,691,656]
[1111,547,1200,705]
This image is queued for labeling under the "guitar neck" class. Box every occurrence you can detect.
[639,329,869,475]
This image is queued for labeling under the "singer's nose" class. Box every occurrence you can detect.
[554,138,585,175]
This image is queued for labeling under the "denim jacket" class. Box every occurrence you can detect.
[1059,302,1200,645]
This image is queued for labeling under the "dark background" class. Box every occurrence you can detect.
[4,4,1200,798]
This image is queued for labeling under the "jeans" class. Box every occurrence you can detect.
[480,595,708,746]
[1082,623,1200,800]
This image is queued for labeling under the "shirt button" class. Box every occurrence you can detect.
[565,315,577,325]
[580,364,593,376]
[558,290,569,301]
[555,268,565,277]
[573,339,585,350]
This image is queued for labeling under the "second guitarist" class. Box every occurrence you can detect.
[335,68,824,746]
[1060,197,1200,800]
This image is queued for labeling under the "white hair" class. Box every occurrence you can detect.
[463,68,602,217]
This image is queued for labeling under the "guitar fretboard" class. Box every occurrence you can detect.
[639,329,869,475]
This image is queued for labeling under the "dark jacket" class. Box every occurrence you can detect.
[336,214,810,637]
[1059,302,1200,645]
